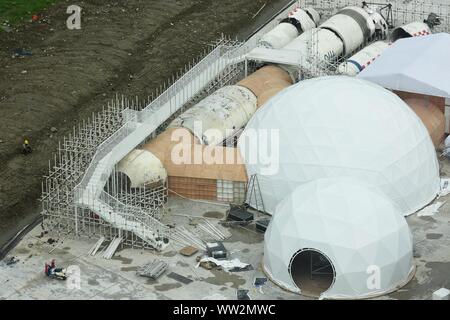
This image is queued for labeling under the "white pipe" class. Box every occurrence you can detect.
[258,22,299,49]
[392,21,432,42]
[320,6,376,56]
[338,41,389,76]
[258,7,320,49]
[170,85,257,146]
[116,149,167,188]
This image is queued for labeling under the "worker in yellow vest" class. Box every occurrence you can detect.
[22,139,32,154]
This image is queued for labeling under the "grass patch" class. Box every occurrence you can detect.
[0,0,60,25]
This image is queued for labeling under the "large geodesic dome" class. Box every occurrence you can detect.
[263,178,415,299]
[238,76,440,216]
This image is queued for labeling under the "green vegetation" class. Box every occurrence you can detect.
[0,0,59,26]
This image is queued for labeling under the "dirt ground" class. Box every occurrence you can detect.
[0,0,291,248]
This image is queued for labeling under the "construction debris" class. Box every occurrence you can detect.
[198,219,229,241]
[254,277,267,287]
[255,218,271,233]
[179,246,199,257]
[229,264,253,273]
[13,48,33,58]
[167,272,193,285]
[254,277,268,293]
[237,289,251,300]
[433,288,450,300]
[102,237,122,260]
[199,260,215,270]
[206,242,227,260]
[197,257,250,272]
[88,236,105,256]
[137,260,168,280]
[226,204,253,224]
[172,227,206,251]
[439,178,450,197]
[202,293,227,300]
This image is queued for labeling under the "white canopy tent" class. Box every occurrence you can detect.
[358,33,450,98]
[264,178,415,299]
[238,76,440,216]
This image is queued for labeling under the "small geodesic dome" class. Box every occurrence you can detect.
[263,178,415,299]
[238,76,440,216]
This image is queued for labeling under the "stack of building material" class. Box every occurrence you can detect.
[171,227,206,251]
[88,236,105,256]
[197,220,229,241]
[137,260,168,280]
[102,237,122,260]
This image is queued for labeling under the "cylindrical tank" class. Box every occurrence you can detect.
[403,97,445,148]
[238,65,293,99]
[144,127,190,165]
[392,22,432,42]
[257,82,291,107]
[369,11,388,39]
[287,7,320,32]
[117,149,167,187]
[258,7,320,49]
[284,28,344,65]
[304,7,321,27]
[116,127,247,187]
[258,23,299,49]
[320,6,375,55]
[170,85,257,146]
[338,41,389,75]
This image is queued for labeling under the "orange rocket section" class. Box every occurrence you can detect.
[395,90,445,148]
[238,65,293,108]
[136,66,295,202]
[143,128,247,201]
[402,97,445,148]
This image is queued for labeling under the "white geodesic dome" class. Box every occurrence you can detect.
[263,178,415,299]
[238,76,440,216]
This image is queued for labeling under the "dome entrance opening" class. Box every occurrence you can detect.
[289,249,335,297]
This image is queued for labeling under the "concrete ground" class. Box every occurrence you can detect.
[0,198,302,300]
[1,153,449,300]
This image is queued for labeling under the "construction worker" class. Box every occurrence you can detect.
[22,139,32,154]
[44,259,67,280]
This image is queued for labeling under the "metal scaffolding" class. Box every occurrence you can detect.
[41,36,250,250]
[41,0,450,252]
[39,0,303,252]
[297,0,450,79]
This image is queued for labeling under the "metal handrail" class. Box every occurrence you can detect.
[75,117,138,192]
[99,191,170,240]
[141,40,230,121]
[73,38,247,248]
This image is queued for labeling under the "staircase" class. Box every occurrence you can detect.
[74,41,246,250]
[71,2,300,249]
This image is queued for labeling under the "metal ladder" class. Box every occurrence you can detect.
[246,174,266,213]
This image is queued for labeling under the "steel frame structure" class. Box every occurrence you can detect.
[297,0,450,79]
[42,0,450,251]
[41,37,251,250]
[40,1,302,251]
